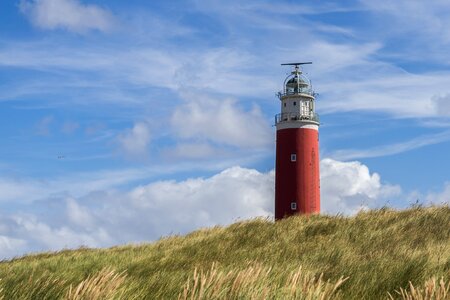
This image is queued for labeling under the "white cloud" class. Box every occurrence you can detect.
[330,130,450,160]
[2,214,113,258]
[317,70,450,118]
[0,167,150,204]
[425,182,450,206]
[3,0,449,122]
[0,166,274,258]
[20,0,115,33]
[0,178,46,203]
[0,29,445,121]
[360,0,450,44]
[0,159,403,259]
[320,158,401,214]
[0,235,27,259]
[301,41,382,74]
[173,49,277,97]
[66,197,95,228]
[171,93,272,149]
[431,94,450,116]
[126,167,274,229]
[0,42,275,101]
[0,158,271,205]
[117,122,151,158]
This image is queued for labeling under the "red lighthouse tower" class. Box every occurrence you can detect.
[275,62,320,220]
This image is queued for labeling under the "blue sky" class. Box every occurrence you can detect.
[1,0,450,259]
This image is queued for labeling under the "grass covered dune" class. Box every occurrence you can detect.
[0,206,449,299]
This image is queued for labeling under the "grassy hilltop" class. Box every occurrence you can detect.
[0,206,449,299]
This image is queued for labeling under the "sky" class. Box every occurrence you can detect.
[0,0,450,259]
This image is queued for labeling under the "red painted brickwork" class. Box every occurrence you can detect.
[275,127,320,220]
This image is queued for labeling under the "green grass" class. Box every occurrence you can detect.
[0,206,449,299]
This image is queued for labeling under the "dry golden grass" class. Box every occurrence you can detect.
[0,206,448,299]
[178,263,348,300]
[0,268,127,300]
[64,268,127,300]
[388,277,449,300]
[0,280,3,300]
[0,271,67,299]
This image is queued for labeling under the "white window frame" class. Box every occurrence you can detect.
[301,101,310,116]
[291,202,297,210]
[291,154,296,162]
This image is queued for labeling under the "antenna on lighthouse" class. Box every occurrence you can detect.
[280,62,312,66]
[281,62,312,74]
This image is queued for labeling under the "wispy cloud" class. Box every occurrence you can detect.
[35,115,54,136]
[162,142,218,159]
[19,0,116,33]
[0,167,149,204]
[360,0,450,45]
[2,0,449,121]
[61,120,80,134]
[431,93,450,116]
[331,130,450,160]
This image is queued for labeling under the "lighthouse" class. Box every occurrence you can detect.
[275,62,320,220]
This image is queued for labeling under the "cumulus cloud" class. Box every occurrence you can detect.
[0,159,403,259]
[66,197,95,228]
[171,94,272,150]
[320,158,401,214]
[2,213,113,257]
[20,0,115,33]
[0,166,274,258]
[117,122,151,158]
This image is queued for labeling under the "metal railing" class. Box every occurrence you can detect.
[275,112,320,124]
[277,89,314,98]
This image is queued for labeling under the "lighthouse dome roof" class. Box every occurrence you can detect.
[284,73,312,95]
[286,74,309,86]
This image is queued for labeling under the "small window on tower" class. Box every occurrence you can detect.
[293,101,296,106]
[291,154,296,162]
[291,202,297,210]
[284,103,286,107]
